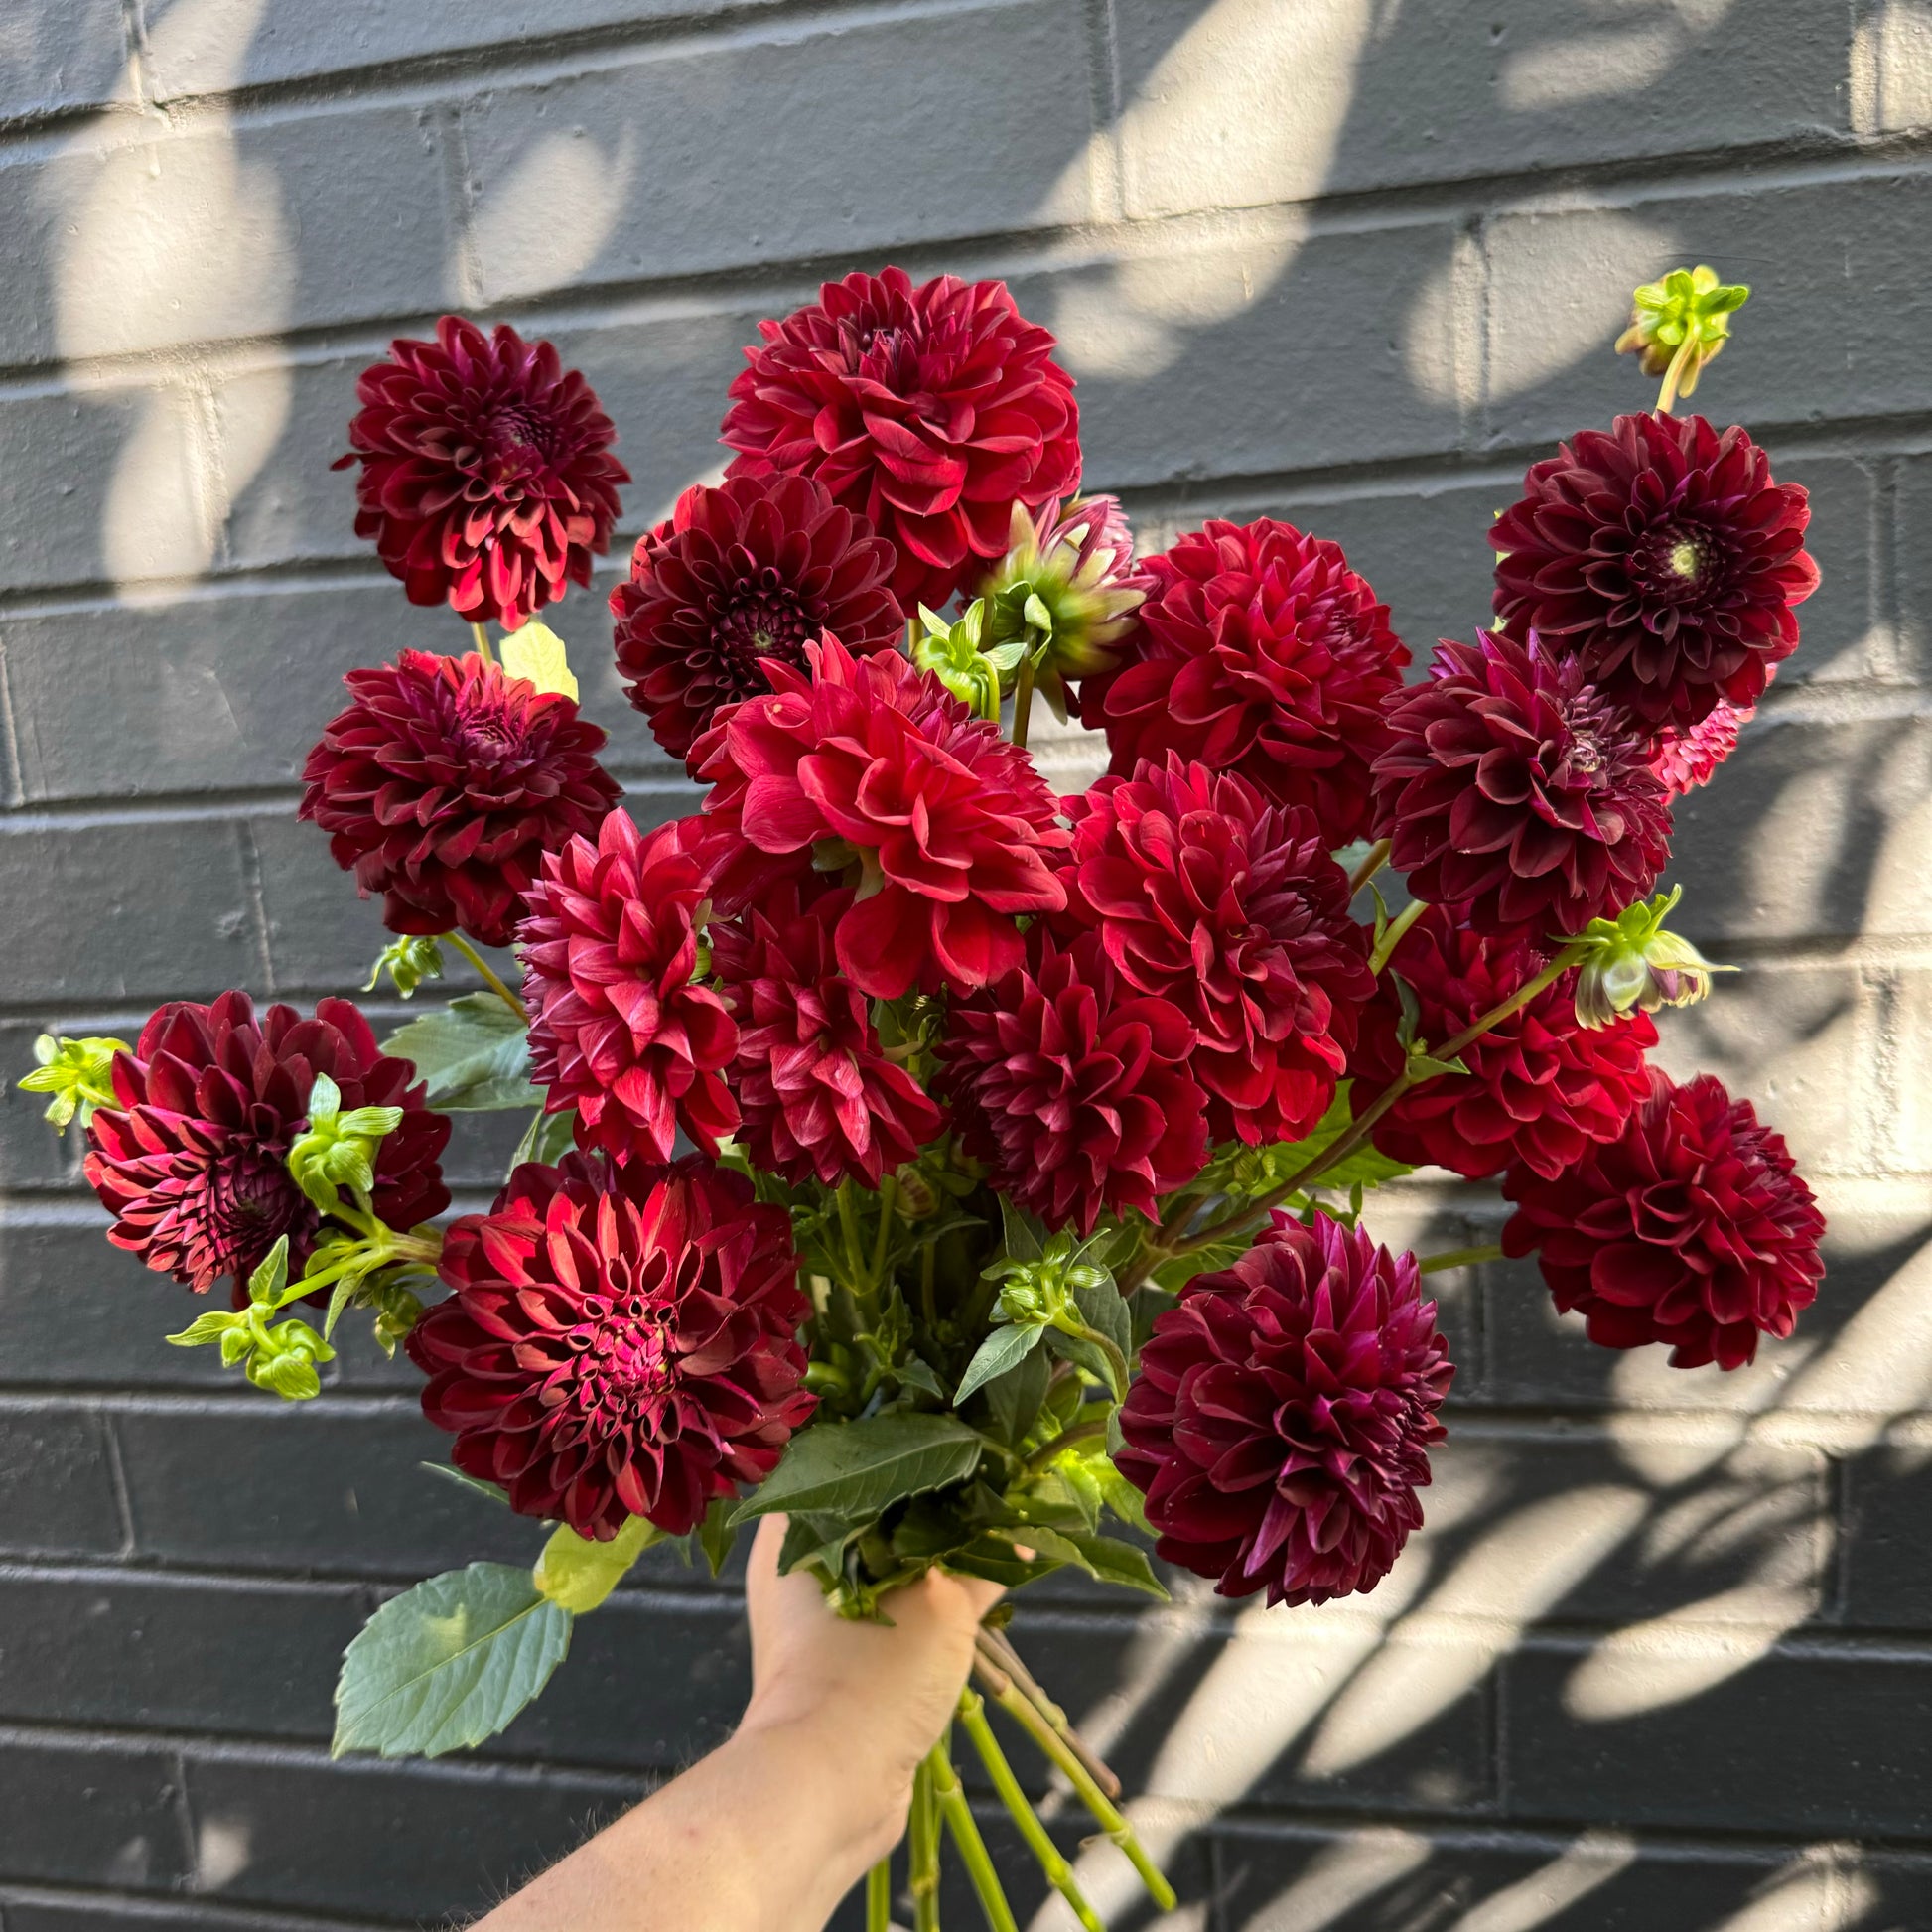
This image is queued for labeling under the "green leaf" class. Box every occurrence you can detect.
[511,1105,576,1172]
[499,619,579,700]
[998,1198,1047,1265]
[1061,1531,1167,1597]
[534,1514,664,1613]
[778,1511,858,1578]
[167,1310,242,1348]
[1073,1276,1132,1365]
[332,1563,571,1759]
[730,1412,985,1526]
[419,1461,509,1507]
[943,1536,1066,1589]
[978,1345,1050,1449]
[954,1321,1044,1406]
[891,1354,950,1403]
[246,1235,290,1308]
[698,1496,740,1579]
[383,995,538,1112]
[306,1072,343,1125]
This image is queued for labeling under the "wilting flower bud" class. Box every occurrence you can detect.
[286,1073,406,1211]
[19,1034,128,1133]
[1614,264,1749,404]
[910,600,1022,722]
[1568,886,1733,1029]
[363,935,445,1000]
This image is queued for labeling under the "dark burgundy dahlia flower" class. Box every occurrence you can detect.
[940,929,1208,1237]
[335,316,627,627]
[1371,630,1673,946]
[299,648,621,950]
[611,473,902,767]
[1116,1211,1451,1606]
[1350,904,1657,1180]
[1491,412,1817,732]
[84,992,449,1301]
[722,266,1081,611]
[1057,757,1373,1147]
[408,1154,812,1539]
[1088,518,1409,844]
[1502,1070,1825,1370]
[519,810,739,1167]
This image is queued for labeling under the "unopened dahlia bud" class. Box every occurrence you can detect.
[19,1034,128,1133]
[1614,265,1748,406]
[1569,886,1733,1029]
[910,600,1021,722]
[987,1230,1112,1331]
[364,935,445,1000]
[287,1073,406,1211]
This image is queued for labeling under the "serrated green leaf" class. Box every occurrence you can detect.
[891,1354,949,1402]
[730,1412,985,1526]
[332,1563,571,1759]
[1061,1531,1167,1597]
[383,994,537,1111]
[978,1344,1050,1448]
[943,1536,1066,1589]
[167,1310,242,1347]
[499,619,579,700]
[534,1513,663,1613]
[420,1461,510,1507]
[954,1321,1044,1406]
[1073,1276,1131,1364]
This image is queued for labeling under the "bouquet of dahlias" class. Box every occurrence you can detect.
[22,262,1828,1927]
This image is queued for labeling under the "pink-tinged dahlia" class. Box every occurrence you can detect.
[939,929,1208,1237]
[1087,518,1409,845]
[1491,412,1818,732]
[1116,1211,1451,1606]
[1370,631,1673,947]
[721,267,1081,612]
[299,649,621,950]
[408,1154,812,1539]
[1502,1071,1825,1370]
[1350,904,1657,1180]
[1650,691,1756,798]
[84,993,449,1302]
[334,316,627,627]
[519,811,739,1165]
[710,881,942,1188]
[692,634,1069,999]
[611,473,903,768]
[1056,757,1373,1147]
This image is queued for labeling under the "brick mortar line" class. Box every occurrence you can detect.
[0,1877,408,1931]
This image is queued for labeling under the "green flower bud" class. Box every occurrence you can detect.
[287,1072,405,1210]
[910,600,1022,722]
[364,935,445,1000]
[168,1237,336,1401]
[18,1034,129,1133]
[1568,886,1735,1029]
[1614,265,1749,404]
[987,1229,1113,1332]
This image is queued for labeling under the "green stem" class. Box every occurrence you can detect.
[871,1174,898,1285]
[1348,837,1393,896]
[1010,649,1037,751]
[920,1242,938,1328]
[1418,1242,1505,1275]
[445,933,524,1021]
[929,1730,1017,1932]
[974,1628,1121,1801]
[867,1858,893,1932]
[1655,335,1698,415]
[837,1179,869,1291]
[909,1752,941,1931]
[1023,1417,1108,1474]
[469,621,495,665]
[1369,897,1428,976]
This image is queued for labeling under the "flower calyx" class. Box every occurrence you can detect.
[1615,264,1749,411]
[911,599,1025,723]
[18,1033,128,1133]
[1567,885,1734,1029]
[166,1236,338,1400]
[288,1072,406,1212]
[364,935,445,1000]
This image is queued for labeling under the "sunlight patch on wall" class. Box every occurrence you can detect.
[1244,1828,1432,1930]
[465,126,639,305]
[1449,1831,1636,1932]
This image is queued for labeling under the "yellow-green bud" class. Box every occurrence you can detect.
[910,599,1023,722]
[364,935,445,1000]
[287,1072,404,1209]
[1568,886,1734,1029]
[18,1033,129,1133]
[1615,265,1749,406]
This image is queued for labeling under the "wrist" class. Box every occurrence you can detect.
[729,1706,909,1871]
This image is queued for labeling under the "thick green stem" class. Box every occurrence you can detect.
[871,1173,898,1284]
[867,1858,893,1932]
[1418,1242,1505,1275]
[929,1730,1017,1932]
[445,933,524,1021]
[974,1628,1121,1801]
[909,1752,941,1931]
[1655,335,1698,415]
[837,1179,869,1290]
[1022,1417,1108,1475]
[1009,649,1037,751]
[469,621,495,665]
[1369,897,1428,976]
[1348,837,1393,896]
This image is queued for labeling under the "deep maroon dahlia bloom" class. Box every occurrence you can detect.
[711,881,942,1188]
[299,648,621,951]
[940,929,1208,1237]
[611,473,902,768]
[408,1154,812,1539]
[1491,412,1818,732]
[1350,904,1656,1180]
[1502,1071,1825,1370]
[84,992,450,1301]
[335,316,627,627]
[1116,1211,1451,1606]
[693,634,1069,1000]
[1056,757,1373,1147]
[1087,518,1409,844]
[1371,630,1673,946]
[519,811,739,1165]
[721,267,1081,611]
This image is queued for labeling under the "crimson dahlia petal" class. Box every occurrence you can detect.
[1491,412,1818,732]
[612,473,903,768]
[1650,693,1752,798]
[1370,631,1673,947]
[299,648,621,950]
[408,1153,812,1539]
[335,316,627,627]
[1116,1211,1451,1606]
[1502,1070,1825,1370]
[1087,518,1409,844]
[84,991,450,1302]
[722,266,1081,612]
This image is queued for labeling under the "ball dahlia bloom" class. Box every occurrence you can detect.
[1056,757,1373,1147]
[1491,412,1818,733]
[407,1154,812,1539]
[1502,1071,1825,1370]
[693,634,1069,1000]
[299,648,621,951]
[335,316,627,628]
[1649,694,1753,798]
[519,811,739,1166]
[1370,630,1673,946]
[1087,518,1409,845]
[939,929,1208,1237]
[611,473,903,768]
[84,992,450,1301]
[1116,1211,1451,1606]
[711,881,942,1189]
[721,267,1081,612]
[1350,904,1657,1180]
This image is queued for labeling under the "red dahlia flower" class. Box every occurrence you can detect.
[84,992,449,1301]
[299,648,621,951]
[408,1154,812,1539]
[1057,757,1373,1147]
[940,929,1208,1237]
[1491,412,1818,732]
[334,316,627,628]
[1371,631,1673,946]
[711,881,942,1188]
[693,634,1069,1000]
[1502,1070,1825,1370]
[721,266,1081,611]
[519,811,739,1165]
[1350,904,1656,1180]
[611,473,902,768]
[1116,1211,1451,1606]
[1087,518,1408,844]
[1650,694,1752,798]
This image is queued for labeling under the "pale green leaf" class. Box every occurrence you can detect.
[534,1514,664,1613]
[499,620,579,701]
[730,1412,985,1525]
[953,1321,1044,1406]
[383,994,538,1111]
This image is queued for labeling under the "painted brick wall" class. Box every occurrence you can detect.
[0,2,1928,1926]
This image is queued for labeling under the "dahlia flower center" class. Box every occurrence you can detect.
[1633,521,1725,606]
[716,586,814,680]
[206,1145,314,1269]
[577,1299,678,1411]
[486,402,562,465]
[850,322,923,394]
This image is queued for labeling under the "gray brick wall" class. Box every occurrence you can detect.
[0,2,1927,1926]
